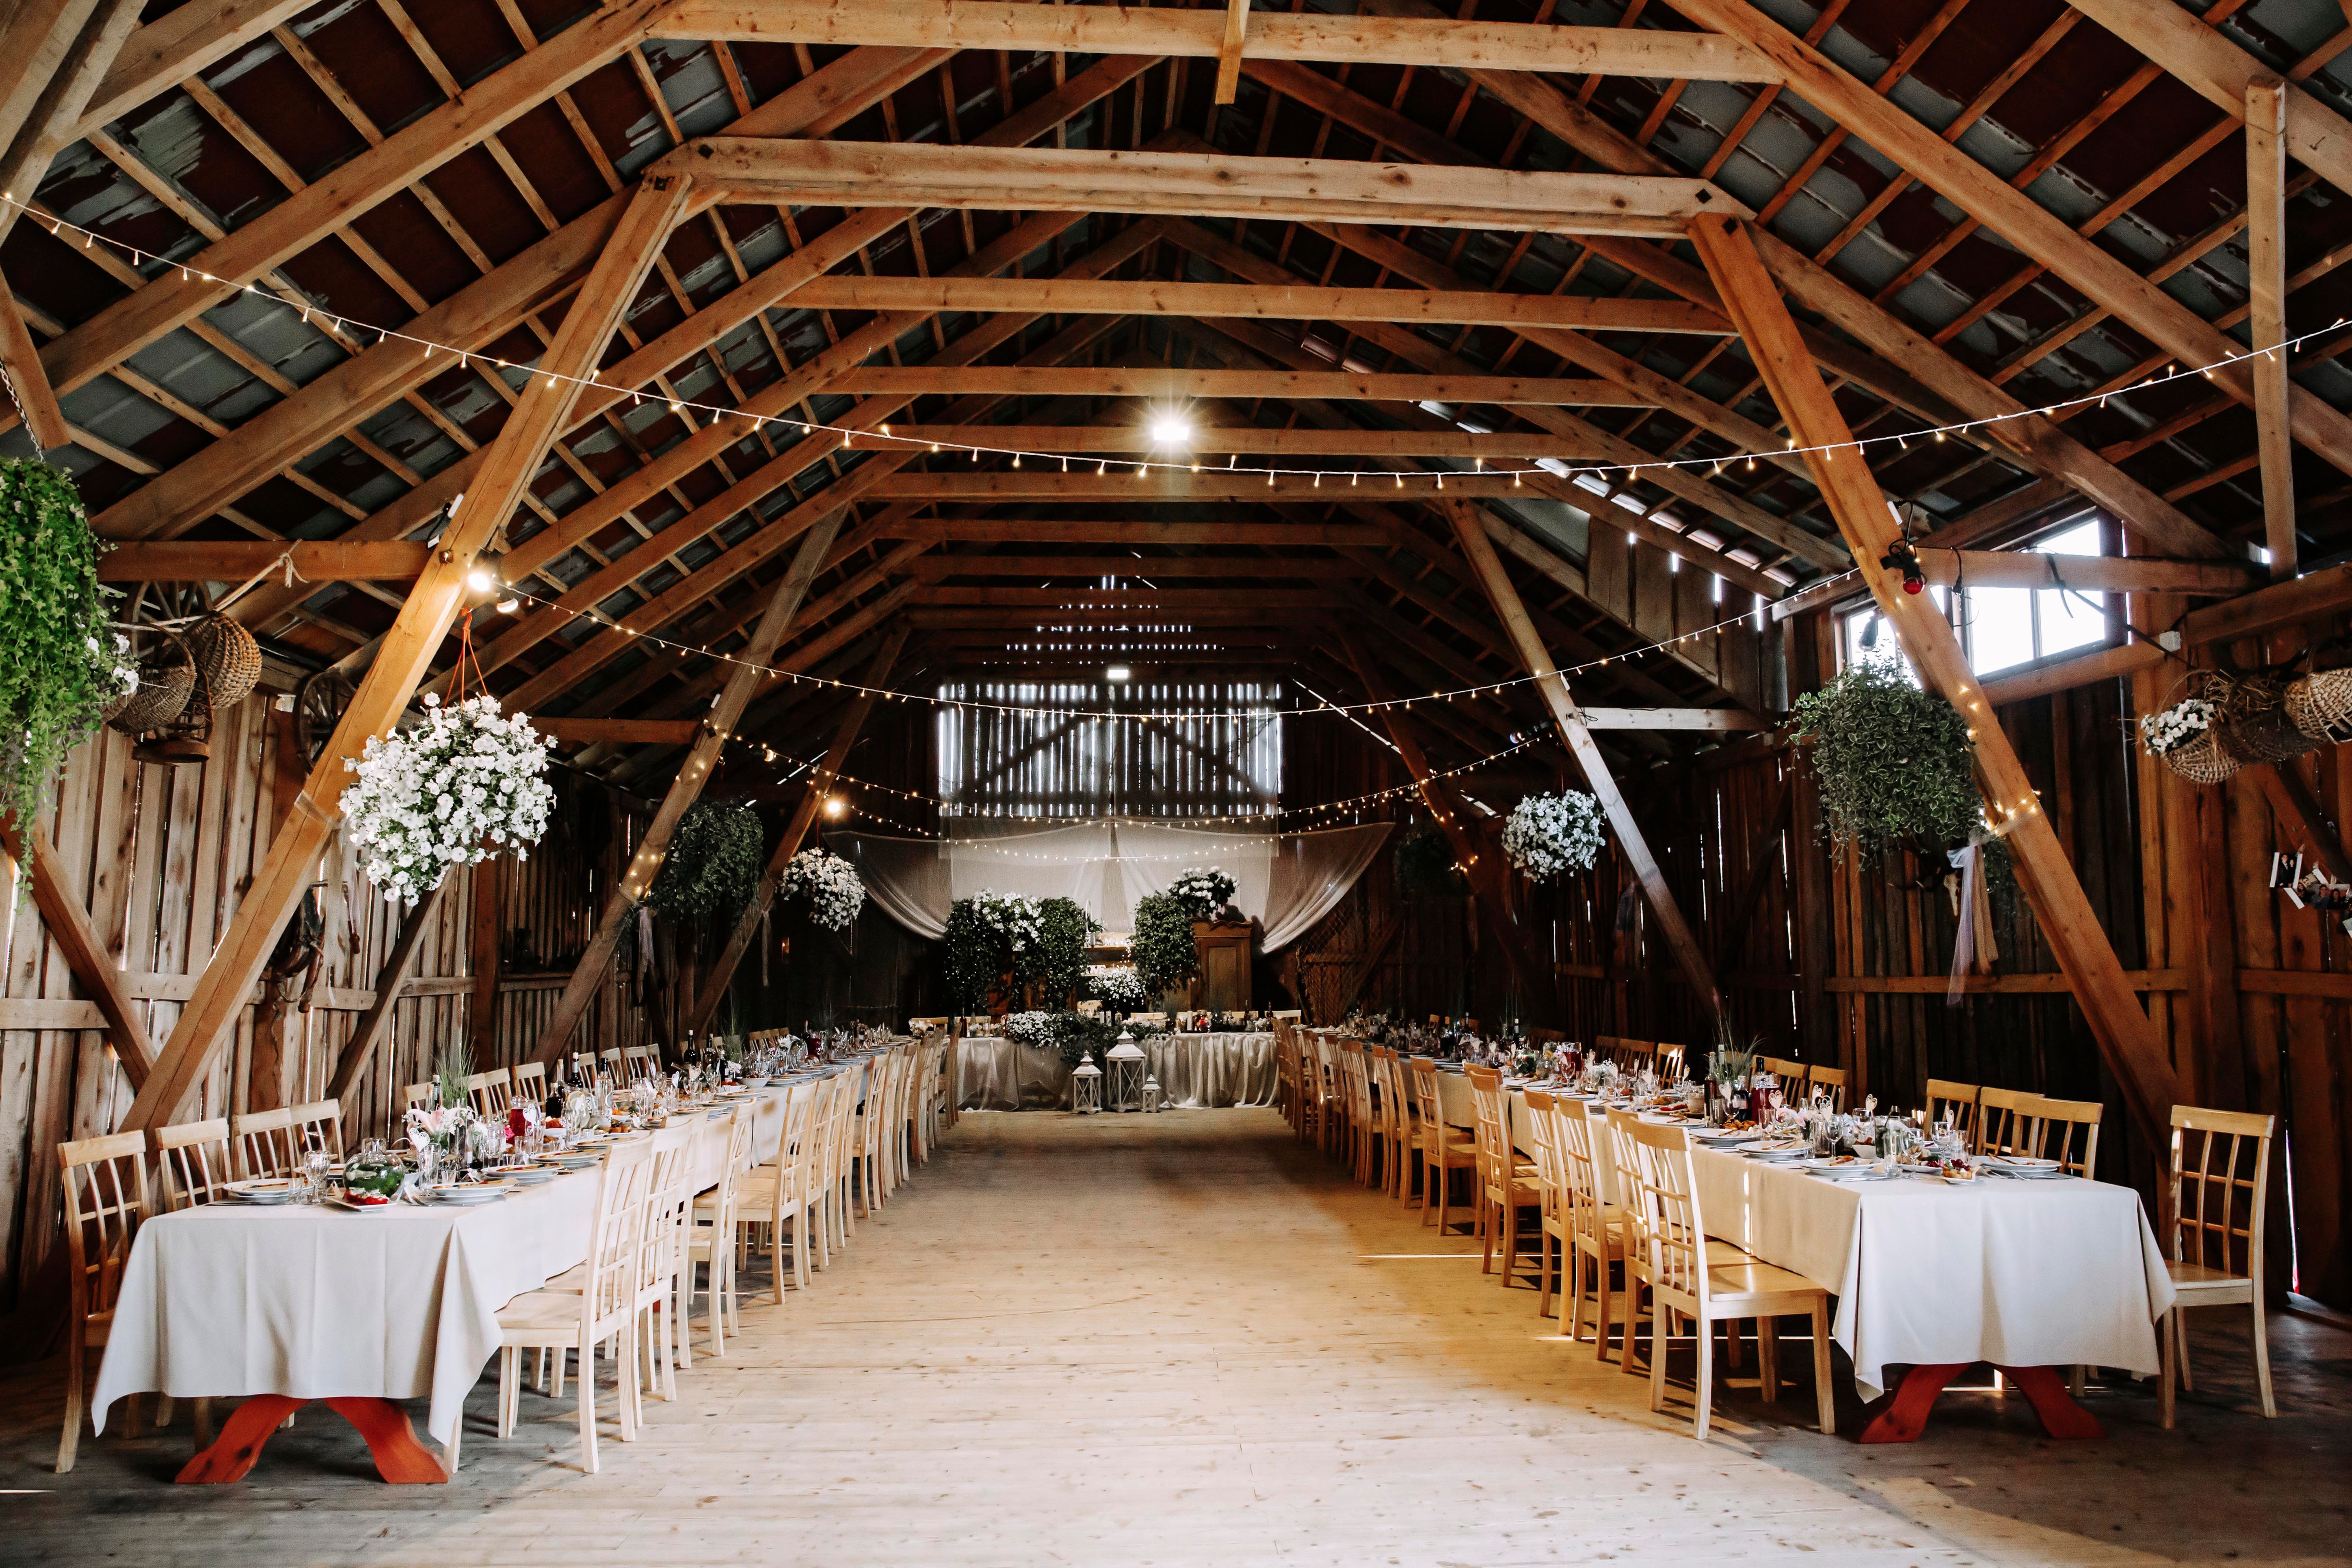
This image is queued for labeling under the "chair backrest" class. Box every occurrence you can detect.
[1602,1108,1644,1249]
[1272,1008,1302,1021]
[2026,1093,2102,1177]
[1619,1117,1708,1312]
[1408,1057,1444,1132]
[230,1105,300,1177]
[699,1102,754,1238]
[2167,1104,2275,1283]
[1760,1055,1808,1099]
[621,1045,658,1085]
[1377,1048,1411,1130]
[640,1123,698,1296]
[601,1047,626,1080]
[465,1068,511,1118]
[1806,1062,1849,1112]
[581,1137,658,1334]
[1465,1065,1510,1183]
[1655,1043,1687,1082]
[1977,1086,2041,1158]
[1549,1097,1611,1248]
[1614,1038,1657,1070]
[152,1118,235,1210]
[1340,1041,1373,1126]
[288,1098,345,1161]
[60,1131,150,1333]
[511,1061,547,1105]
[1925,1078,1981,1143]
[1520,1088,1564,1224]
[403,1081,434,1111]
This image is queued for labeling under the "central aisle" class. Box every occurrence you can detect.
[10,1108,2337,1566]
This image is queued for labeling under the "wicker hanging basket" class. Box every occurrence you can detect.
[133,658,212,767]
[2211,669,2318,765]
[183,610,260,709]
[2286,668,2352,746]
[2158,728,2242,785]
[103,625,195,736]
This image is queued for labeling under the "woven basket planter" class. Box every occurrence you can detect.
[183,611,260,708]
[2287,669,2352,745]
[104,629,194,735]
[2212,671,2319,765]
[2156,729,2242,785]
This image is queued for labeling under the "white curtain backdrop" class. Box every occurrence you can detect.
[823,822,1390,951]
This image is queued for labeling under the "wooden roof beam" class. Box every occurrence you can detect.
[862,423,1617,459]
[663,138,1748,237]
[817,366,1646,405]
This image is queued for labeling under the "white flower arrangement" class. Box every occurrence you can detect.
[1085,964,1147,1010]
[1169,865,1236,919]
[780,847,865,932]
[2138,696,2215,756]
[340,692,555,906]
[1503,790,1607,877]
[971,888,1045,953]
[1003,1010,1053,1048]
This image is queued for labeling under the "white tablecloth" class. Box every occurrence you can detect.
[955,1033,1276,1109]
[1429,1076,2174,1398]
[89,1076,833,1448]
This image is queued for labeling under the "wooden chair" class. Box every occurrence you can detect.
[465,1068,512,1119]
[1467,1066,1540,1285]
[1805,1063,1849,1112]
[493,1136,653,1473]
[402,1081,434,1112]
[1520,1089,1572,1318]
[1375,1048,1418,1204]
[634,1125,697,1405]
[1655,1044,1687,1082]
[1548,1097,1628,1360]
[731,1081,821,1301]
[1760,1055,1809,1102]
[152,1118,235,1211]
[2024,1093,2102,1177]
[1407,1058,1478,1234]
[687,1104,755,1357]
[1617,1116,1835,1440]
[511,1060,547,1107]
[1924,1078,1981,1145]
[620,1045,659,1085]
[599,1047,627,1084]
[2160,1105,2277,1427]
[1270,1008,1302,1022]
[1338,1042,1377,1186]
[1613,1038,1658,1073]
[230,1105,301,1177]
[289,1098,345,1161]
[1977,1086,2042,1158]
[56,1131,152,1472]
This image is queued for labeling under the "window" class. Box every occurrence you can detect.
[936,680,1284,819]
[1837,517,2111,677]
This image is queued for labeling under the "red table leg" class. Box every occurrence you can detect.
[1858,1363,2104,1443]
[176,1396,447,1483]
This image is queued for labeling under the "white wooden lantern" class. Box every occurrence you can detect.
[1106,1031,1148,1113]
[1143,1073,1166,1112]
[1070,1052,1102,1115]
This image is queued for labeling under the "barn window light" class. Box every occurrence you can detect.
[1147,411,1192,449]
[1106,665,1132,682]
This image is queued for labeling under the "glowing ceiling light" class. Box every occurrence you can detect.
[1146,411,1192,450]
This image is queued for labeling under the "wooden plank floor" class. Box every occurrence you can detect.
[2,1109,2346,1565]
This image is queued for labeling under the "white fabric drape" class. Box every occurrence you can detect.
[825,822,1390,951]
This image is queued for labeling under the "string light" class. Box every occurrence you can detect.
[2,192,2320,487]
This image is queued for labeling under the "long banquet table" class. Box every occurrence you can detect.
[956,1031,1276,1110]
[90,1059,880,1458]
[1429,1071,2174,1404]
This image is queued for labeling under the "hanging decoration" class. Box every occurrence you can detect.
[2286,668,2352,747]
[1168,865,1236,921]
[1394,824,1468,898]
[779,846,865,932]
[644,799,763,923]
[2141,669,2330,784]
[1795,658,1987,850]
[0,459,131,827]
[339,612,554,906]
[1502,790,1606,877]
[2271,849,2352,937]
[1943,835,2000,1007]
[2138,691,2230,782]
[943,888,1045,1012]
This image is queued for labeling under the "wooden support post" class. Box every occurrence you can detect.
[1218,0,1249,104]
[1687,214,2175,1145]
[682,625,909,1041]
[1440,500,1722,1024]
[0,816,148,1091]
[2255,761,2352,885]
[0,0,97,169]
[1335,626,1555,1018]
[528,507,848,1065]
[0,271,67,452]
[2248,74,2298,580]
[467,859,500,1068]
[120,173,692,1132]
[0,0,142,246]
[325,881,444,1108]
[1714,772,1792,973]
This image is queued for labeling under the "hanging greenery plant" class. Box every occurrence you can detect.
[1794,658,1986,849]
[0,460,131,827]
[1131,890,1198,999]
[645,799,764,923]
[1393,824,1467,899]
[942,888,1044,1012]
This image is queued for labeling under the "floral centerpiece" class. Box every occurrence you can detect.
[1168,865,1236,920]
[944,888,1045,1011]
[341,692,555,906]
[1085,964,1147,1011]
[2138,696,2215,756]
[780,847,864,932]
[1503,790,1606,877]
[0,460,133,830]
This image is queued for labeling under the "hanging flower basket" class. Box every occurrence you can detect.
[2287,669,2352,746]
[1168,865,1236,920]
[780,847,864,932]
[2209,670,2313,765]
[1503,790,1606,877]
[104,623,193,735]
[339,692,556,906]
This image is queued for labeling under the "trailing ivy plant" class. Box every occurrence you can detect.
[645,799,764,923]
[1794,657,2013,896]
[1131,890,1198,1000]
[1393,824,1467,899]
[0,461,130,829]
[1021,896,1100,1007]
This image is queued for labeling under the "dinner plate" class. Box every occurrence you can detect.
[329,1195,397,1213]
[1743,1145,1807,1161]
[505,1165,560,1186]
[1694,1129,1761,1144]
[225,1178,299,1204]
[1988,1155,2062,1171]
[426,1181,513,1205]
[1799,1156,1861,1171]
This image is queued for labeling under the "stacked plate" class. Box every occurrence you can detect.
[504,1164,561,1187]
[1743,1143,1807,1162]
[426,1181,513,1206]
[1986,1155,2068,1179]
[224,1178,300,1205]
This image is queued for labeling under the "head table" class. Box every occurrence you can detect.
[956,1031,1276,1110]
[90,1052,894,1466]
[1427,1068,2174,1415]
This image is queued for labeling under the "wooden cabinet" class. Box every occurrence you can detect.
[1192,919,1254,1012]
